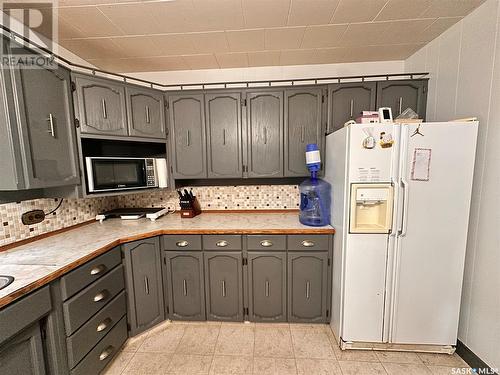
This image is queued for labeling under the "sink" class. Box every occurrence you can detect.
[0,275,14,290]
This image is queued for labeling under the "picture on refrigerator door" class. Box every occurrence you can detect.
[411,148,432,181]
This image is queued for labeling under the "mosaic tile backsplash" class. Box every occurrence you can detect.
[0,185,299,246]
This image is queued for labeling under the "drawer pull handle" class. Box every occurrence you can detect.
[221,280,226,297]
[93,290,108,303]
[306,281,310,299]
[216,240,228,247]
[144,276,150,295]
[96,318,112,332]
[90,264,106,275]
[301,240,315,247]
[260,240,273,247]
[183,279,187,296]
[265,280,270,297]
[176,240,189,247]
[99,345,114,361]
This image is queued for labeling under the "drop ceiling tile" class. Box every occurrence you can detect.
[138,0,196,34]
[301,24,348,48]
[190,0,245,31]
[287,0,340,26]
[60,38,125,59]
[215,52,249,68]
[340,22,393,46]
[331,0,388,23]
[420,0,485,18]
[279,49,321,65]
[344,43,424,61]
[97,3,163,35]
[226,29,265,52]
[191,32,230,54]
[58,18,85,40]
[183,54,219,69]
[418,17,462,42]
[58,6,123,37]
[149,34,197,56]
[110,36,160,58]
[122,56,189,72]
[242,0,291,28]
[315,47,350,63]
[381,19,436,44]
[375,0,432,21]
[247,51,281,66]
[265,27,305,50]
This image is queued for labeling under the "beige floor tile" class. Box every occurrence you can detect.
[383,362,431,375]
[255,322,290,329]
[210,355,253,374]
[176,325,221,355]
[291,329,334,359]
[295,358,342,375]
[216,324,255,356]
[166,354,213,374]
[172,320,221,326]
[138,324,185,353]
[375,351,424,364]
[102,351,135,375]
[254,327,294,358]
[337,349,380,362]
[253,357,297,375]
[417,353,468,367]
[339,360,388,375]
[121,332,150,353]
[323,327,343,360]
[427,366,470,374]
[122,352,172,375]
[289,323,329,333]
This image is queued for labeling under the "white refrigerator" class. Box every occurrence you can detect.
[324,121,478,352]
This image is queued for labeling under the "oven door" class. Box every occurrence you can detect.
[87,158,147,192]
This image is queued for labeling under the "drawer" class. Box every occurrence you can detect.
[70,316,127,375]
[61,248,121,300]
[203,235,242,250]
[287,235,329,251]
[66,291,126,369]
[162,235,202,251]
[247,235,286,251]
[63,265,124,336]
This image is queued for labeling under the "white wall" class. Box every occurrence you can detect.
[406,0,500,369]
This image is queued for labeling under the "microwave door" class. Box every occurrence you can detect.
[91,159,146,191]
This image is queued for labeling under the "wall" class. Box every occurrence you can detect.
[405,0,500,368]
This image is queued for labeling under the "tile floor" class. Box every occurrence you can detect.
[102,321,470,375]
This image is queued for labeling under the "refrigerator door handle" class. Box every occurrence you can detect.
[398,178,409,237]
[389,179,398,237]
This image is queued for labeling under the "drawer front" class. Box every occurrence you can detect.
[63,265,124,336]
[247,235,286,251]
[66,291,126,369]
[70,316,127,375]
[162,235,202,251]
[61,248,121,300]
[203,235,242,251]
[287,235,329,251]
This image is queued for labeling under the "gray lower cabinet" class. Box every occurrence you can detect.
[246,91,284,178]
[288,252,328,323]
[163,252,205,321]
[204,252,243,321]
[126,86,166,139]
[122,237,165,336]
[247,252,287,322]
[376,79,428,119]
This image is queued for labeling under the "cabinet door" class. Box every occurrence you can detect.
[328,82,376,133]
[284,88,324,177]
[246,91,283,177]
[164,252,205,321]
[122,237,164,336]
[168,94,207,178]
[376,80,428,119]
[126,86,166,139]
[248,252,286,322]
[74,74,127,136]
[205,92,242,178]
[12,60,79,189]
[288,252,328,323]
[204,252,243,321]
[0,323,46,375]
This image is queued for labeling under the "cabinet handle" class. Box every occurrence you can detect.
[263,127,267,144]
[183,279,187,296]
[222,128,226,145]
[46,113,55,137]
[90,264,106,275]
[96,318,112,332]
[176,240,189,247]
[145,105,150,124]
[301,240,315,247]
[216,240,228,247]
[398,97,403,115]
[349,99,354,118]
[93,290,108,303]
[144,276,150,295]
[186,130,190,146]
[221,280,226,297]
[260,240,273,247]
[99,345,114,361]
[265,280,270,297]
[101,98,107,119]
[306,281,310,299]
[300,126,305,142]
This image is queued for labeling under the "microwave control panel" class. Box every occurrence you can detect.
[146,159,157,187]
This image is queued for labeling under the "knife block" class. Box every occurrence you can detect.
[180,197,201,218]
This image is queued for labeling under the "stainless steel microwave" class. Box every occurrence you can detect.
[85,157,165,193]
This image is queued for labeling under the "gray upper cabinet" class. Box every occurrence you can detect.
[168,93,207,179]
[246,91,284,178]
[122,237,165,336]
[328,82,376,134]
[284,88,324,177]
[126,86,166,139]
[376,79,428,119]
[205,93,242,178]
[74,74,127,136]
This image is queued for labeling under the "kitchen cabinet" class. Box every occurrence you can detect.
[376,79,428,119]
[205,92,242,178]
[204,252,243,321]
[247,252,287,322]
[284,88,325,177]
[122,237,165,335]
[168,93,207,179]
[328,82,377,133]
[73,73,128,136]
[126,86,166,139]
[246,91,284,178]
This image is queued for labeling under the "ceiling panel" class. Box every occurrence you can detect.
[149,34,198,56]
[339,22,393,46]
[215,52,249,68]
[287,0,340,26]
[226,29,265,52]
[58,6,123,37]
[420,0,485,18]
[97,3,162,35]
[279,49,321,65]
[374,0,432,21]
[265,27,305,50]
[247,51,281,67]
[331,0,388,23]
[183,54,220,69]
[418,17,462,42]
[301,24,348,48]
[60,38,124,59]
[123,56,189,72]
[381,19,436,44]
[242,0,291,28]
[110,36,160,58]
[191,32,230,54]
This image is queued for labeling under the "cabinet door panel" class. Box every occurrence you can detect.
[127,86,166,139]
[204,252,243,321]
[376,80,428,119]
[205,93,242,178]
[248,252,286,322]
[247,91,283,177]
[169,94,207,178]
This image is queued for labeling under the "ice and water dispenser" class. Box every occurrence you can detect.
[349,183,393,233]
